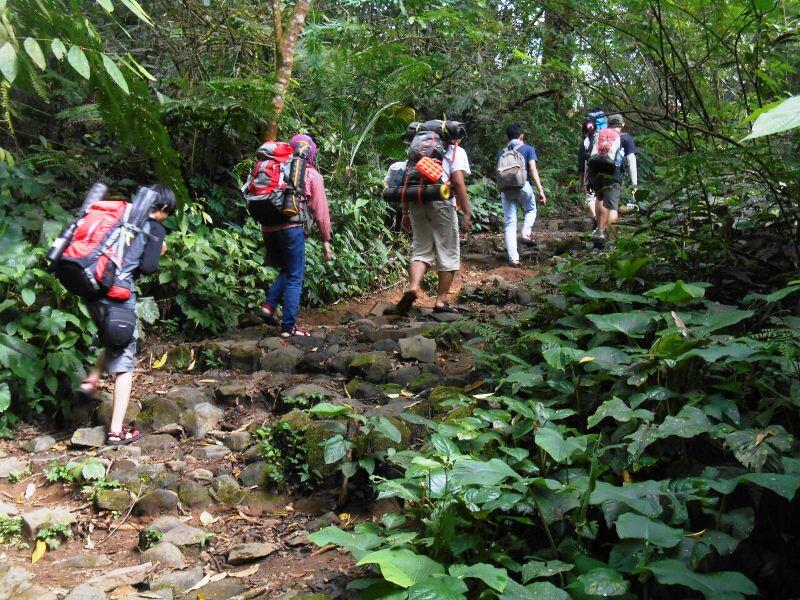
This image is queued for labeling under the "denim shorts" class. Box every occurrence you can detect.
[88,296,139,374]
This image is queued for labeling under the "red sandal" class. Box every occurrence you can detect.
[106,426,143,446]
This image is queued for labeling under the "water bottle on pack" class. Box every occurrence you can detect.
[46,182,108,264]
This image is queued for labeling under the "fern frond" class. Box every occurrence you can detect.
[28,69,50,104]
[55,104,103,127]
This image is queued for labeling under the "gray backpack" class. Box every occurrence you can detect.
[496,141,527,191]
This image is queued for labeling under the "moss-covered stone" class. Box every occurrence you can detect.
[278,410,312,430]
[177,480,211,507]
[348,351,391,383]
[94,488,132,512]
[345,378,385,401]
[443,404,475,423]
[167,344,195,370]
[428,386,466,412]
[408,371,440,393]
[305,420,340,476]
[362,416,411,454]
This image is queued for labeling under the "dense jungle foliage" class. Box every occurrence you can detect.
[1,0,799,597]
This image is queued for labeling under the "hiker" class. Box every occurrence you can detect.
[577,120,598,222]
[71,185,176,445]
[258,134,332,336]
[496,123,547,266]
[586,113,638,242]
[394,122,471,314]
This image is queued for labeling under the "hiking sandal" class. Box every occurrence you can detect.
[433,303,460,314]
[281,325,311,337]
[106,426,143,446]
[259,303,278,326]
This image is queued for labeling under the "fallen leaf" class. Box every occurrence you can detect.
[399,389,414,397]
[622,469,633,484]
[84,536,95,550]
[186,359,196,371]
[197,379,219,384]
[184,573,212,593]
[473,392,494,399]
[31,540,46,564]
[386,393,401,399]
[671,311,688,336]
[24,483,36,500]
[109,584,138,598]
[151,352,168,369]
[230,564,259,578]
[688,528,707,539]
[578,356,595,363]
[200,510,218,526]
[755,431,774,446]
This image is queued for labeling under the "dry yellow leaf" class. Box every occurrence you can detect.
[31,540,46,564]
[688,528,707,539]
[578,356,595,364]
[755,430,774,446]
[230,564,259,578]
[622,469,633,484]
[151,352,168,369]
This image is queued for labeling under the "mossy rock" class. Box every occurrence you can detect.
[408,372,439,393]
[305,420,341,476]
[380,383,403,395]
[278,410,312,430]
[345,378,385,401]
[166,344,195,370]
[428,386,466,412]
[362,416,412,454]
[443,404,475,423]
[349,351,391,383]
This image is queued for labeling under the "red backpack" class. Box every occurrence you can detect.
[242,141,309,226]
[52,188,158,301]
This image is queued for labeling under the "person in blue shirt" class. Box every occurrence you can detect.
[498,124,547,265]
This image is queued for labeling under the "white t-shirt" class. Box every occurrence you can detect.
[442,144,471,183]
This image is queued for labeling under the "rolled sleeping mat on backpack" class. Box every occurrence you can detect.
[421,120,467,142]
[128,186,159,229]
[383,184,451,203]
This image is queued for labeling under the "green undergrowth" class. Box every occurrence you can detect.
[310,237,800,599]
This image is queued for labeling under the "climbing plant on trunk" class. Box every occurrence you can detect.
[266,0,312,140]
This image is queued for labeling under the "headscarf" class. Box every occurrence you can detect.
[289,134,317,166]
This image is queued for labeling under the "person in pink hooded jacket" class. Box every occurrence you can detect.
[259,134,333,336]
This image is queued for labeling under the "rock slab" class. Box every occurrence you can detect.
[227,541,278,564]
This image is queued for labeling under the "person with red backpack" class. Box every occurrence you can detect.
[65,184,176,445]
[586,114,638,243]
[256,134,332,336]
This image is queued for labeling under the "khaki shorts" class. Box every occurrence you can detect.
[409,200,460,272]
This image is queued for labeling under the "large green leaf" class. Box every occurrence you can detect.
[535,427,588,463]
[119,0,154,26]
[644,281,707,303]
[51,39,67,61]
[521,560,574,582]
[566,282,651,305]
[586,311,658,337]
[615,513,683,547]
[101,54,129,94]
[743,283,800,304]
[0,42,18,83]
[542,344,582,370]
[648,559,757,599]
[407,575,467,600]
[308,525,383,555]
[357,549,445,588]
[449,563,508,592]
[655,406,712,440]
[23,38,46,70]
[590,480,663,519]
[322,434,351,464]
[0,382,10,413]
[742,95,800,140]
[587,397,654,428]
[67,45,91,79]
[501,581,570,600]
[375,416,402,444]
[309,402,350,417]
[451,458,519,486]
[569,568,629,597]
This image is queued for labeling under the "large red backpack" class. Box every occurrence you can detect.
[242,141,309,226]
[52,188,157,301]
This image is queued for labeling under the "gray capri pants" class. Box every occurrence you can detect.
[88,295,139,374]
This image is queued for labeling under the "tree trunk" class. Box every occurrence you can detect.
[265,0,312,140]
[541,1,575,113]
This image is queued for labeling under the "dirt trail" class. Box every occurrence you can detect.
[0,217,587,600]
